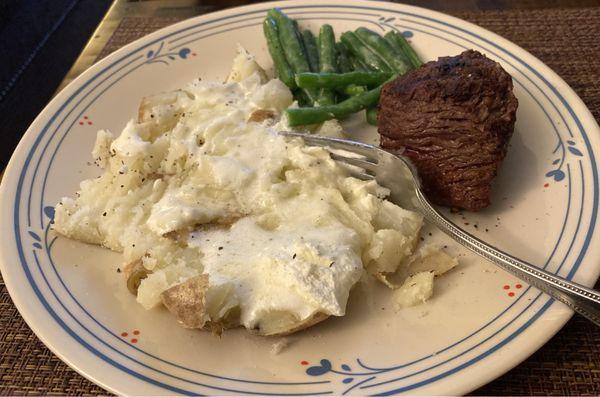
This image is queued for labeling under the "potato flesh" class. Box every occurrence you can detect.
[53,47,453,336]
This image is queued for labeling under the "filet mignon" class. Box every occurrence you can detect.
[378,50,518,211]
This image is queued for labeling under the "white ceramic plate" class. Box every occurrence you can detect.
[1,1,599,395]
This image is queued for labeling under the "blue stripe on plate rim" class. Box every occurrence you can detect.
[9,2,598,395]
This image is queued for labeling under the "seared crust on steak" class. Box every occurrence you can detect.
[378,50,518,211]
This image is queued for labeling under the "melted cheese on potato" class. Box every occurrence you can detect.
[53,48,424,332]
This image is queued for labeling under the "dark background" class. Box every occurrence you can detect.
[0,0,112,169]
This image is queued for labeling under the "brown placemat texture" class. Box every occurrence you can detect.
[2,6,600,396]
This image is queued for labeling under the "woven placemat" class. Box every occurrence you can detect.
[2,6,600,396]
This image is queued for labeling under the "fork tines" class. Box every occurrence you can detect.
[278,131,379,180]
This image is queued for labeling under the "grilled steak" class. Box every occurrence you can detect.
[378,50,518,211]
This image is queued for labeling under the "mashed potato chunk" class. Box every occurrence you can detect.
[53,48,450,335]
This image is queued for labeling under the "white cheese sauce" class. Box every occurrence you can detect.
[53,48,424,331]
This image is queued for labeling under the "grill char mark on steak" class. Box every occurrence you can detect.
[377,50,518,211]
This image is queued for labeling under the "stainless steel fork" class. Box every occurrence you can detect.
[280,131,600,326]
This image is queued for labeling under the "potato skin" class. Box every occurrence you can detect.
[124,259,150,295]
[161,274,210,329]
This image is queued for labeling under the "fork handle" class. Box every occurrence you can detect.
[416,190,600,326]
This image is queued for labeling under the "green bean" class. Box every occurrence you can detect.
[355,27,411,74]
[301,30,320,72]
[333,43,366,100]
[336,42,353,73]
[268,9,310,73]
[295,72,392,89]
[267,10,304,70]
[286,84,383,126]
[263,17,296,89]
[340,31,392,72]
[384,30,423,69]
[349,53,371,72]
[317,25,336,105]
[347,48,376,102]
[335,41,370,99]
[384,32,405,55]
[337,84,367,96]
[366,106,378,125]
[384,32,405,59]
[318,25,337,73]
[295,89,312,107]
[267,9,318,104]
